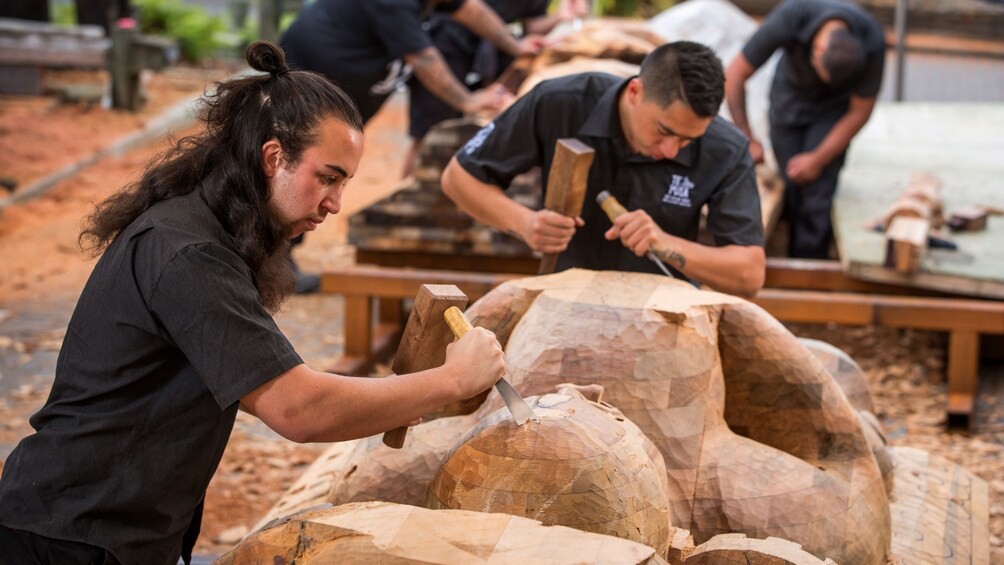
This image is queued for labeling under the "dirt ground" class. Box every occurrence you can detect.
[0,63,1001,561]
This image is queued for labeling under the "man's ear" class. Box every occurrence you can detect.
[261,139,283,178]
[626,78,643,105]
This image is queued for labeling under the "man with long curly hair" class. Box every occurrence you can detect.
[0,42,505,565]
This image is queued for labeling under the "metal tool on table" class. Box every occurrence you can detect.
[382,285,469,449]
[596,190,676,278]
[443,306,537,425]
[538,138,596,275]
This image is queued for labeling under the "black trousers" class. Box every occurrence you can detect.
[0,525,117,565]
[770,112,847,259]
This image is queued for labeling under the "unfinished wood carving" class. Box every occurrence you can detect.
[223,501,668,564]
[258,270,987,563]
[463,270,890,564]
[881,171,943,230]
[686,534,836,564]
[428,384,671,554]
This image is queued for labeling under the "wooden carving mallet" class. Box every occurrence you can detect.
[382,284,468,449]
[538,138,595,275]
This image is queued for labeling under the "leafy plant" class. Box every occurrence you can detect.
[134,0,228,62]
[595,0,676,18]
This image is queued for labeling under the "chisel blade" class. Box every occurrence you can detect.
[494,376,538,425]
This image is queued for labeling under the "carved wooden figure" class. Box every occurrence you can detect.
[257,270,987,563]
[428,384,671,554]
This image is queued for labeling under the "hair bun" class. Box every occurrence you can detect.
[246,41,289,75]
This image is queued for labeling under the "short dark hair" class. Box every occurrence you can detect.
[638,41,724,117]
[81,41,363,312]
[823,29,865,86]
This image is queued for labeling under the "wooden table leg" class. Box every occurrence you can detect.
[947,330,980,429]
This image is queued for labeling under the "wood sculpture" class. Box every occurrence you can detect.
[256,270,988,563]
[221,501,669,564]
[427,384,671,554]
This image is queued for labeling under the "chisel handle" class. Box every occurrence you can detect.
[444,306,473,339]
[596,190,628,221]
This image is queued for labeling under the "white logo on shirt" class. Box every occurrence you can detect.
[370,59,413,95]
[463,121,495,155]
[662,174,694,208]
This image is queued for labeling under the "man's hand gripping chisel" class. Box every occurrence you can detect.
[596,190,676,278]
[444,306,538,425]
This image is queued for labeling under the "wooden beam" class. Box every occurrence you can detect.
[752,289,1004,333]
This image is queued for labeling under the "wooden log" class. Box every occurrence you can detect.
[226,501,669,565]
[882,170,944,230]
[885,215,930,274]
[538,138,595,274]
[428,384,672,555]
[382,284,468,448]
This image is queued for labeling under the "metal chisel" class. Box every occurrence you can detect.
[443,306,537,425]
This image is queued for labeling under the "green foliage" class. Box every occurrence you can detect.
[51,3,78,27]
[596,0,676,18]
[134,0,228,62]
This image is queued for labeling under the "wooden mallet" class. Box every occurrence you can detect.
[538,138,595,275]
[382,284,468,449]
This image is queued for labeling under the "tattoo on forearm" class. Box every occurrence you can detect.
[409,49,467,109]
[653,248,685,269]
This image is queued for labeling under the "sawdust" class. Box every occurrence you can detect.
[0,62,1000,561]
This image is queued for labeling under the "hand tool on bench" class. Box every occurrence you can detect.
[538,138,595,275]
[382,284,469,449]
[596,190,676,278]
[443,306,537,425]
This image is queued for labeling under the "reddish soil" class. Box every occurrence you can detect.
[0,63,1000,561]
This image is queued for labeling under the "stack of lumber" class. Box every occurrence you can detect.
[347,119,540,261]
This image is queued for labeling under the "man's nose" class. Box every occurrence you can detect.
[659,137,681,160]
[321,194,341,215]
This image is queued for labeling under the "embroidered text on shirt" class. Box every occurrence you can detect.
[662,174,694,208]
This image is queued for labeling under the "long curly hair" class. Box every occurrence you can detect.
[80,41,363,312]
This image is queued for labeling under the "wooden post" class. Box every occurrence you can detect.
[538,138,595,275]
[381,285,468,448]
[947,330,979,428]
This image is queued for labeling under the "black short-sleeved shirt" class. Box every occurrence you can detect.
[456,73,763,276]
[0,190,302,564]
[742,0,885,126]
[280,0,465,120]
[434,0,547,59]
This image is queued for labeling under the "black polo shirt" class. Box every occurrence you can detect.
[742,0,886,126]
[281,0,466,121]
[455,72,763,275]
[0,190,301,564]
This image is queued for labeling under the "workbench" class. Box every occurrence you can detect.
[834,103,1004,300]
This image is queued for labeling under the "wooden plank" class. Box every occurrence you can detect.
[764,257,949,295]
[355,249,539,274]
[754,289,1004,333]
[322,265,522,302]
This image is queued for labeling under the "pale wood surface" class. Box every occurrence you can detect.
[428,385,671,554]
[258,271,988,563]
[226,501,669,565]
[686,533,837,564]
[887,446,990,565]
